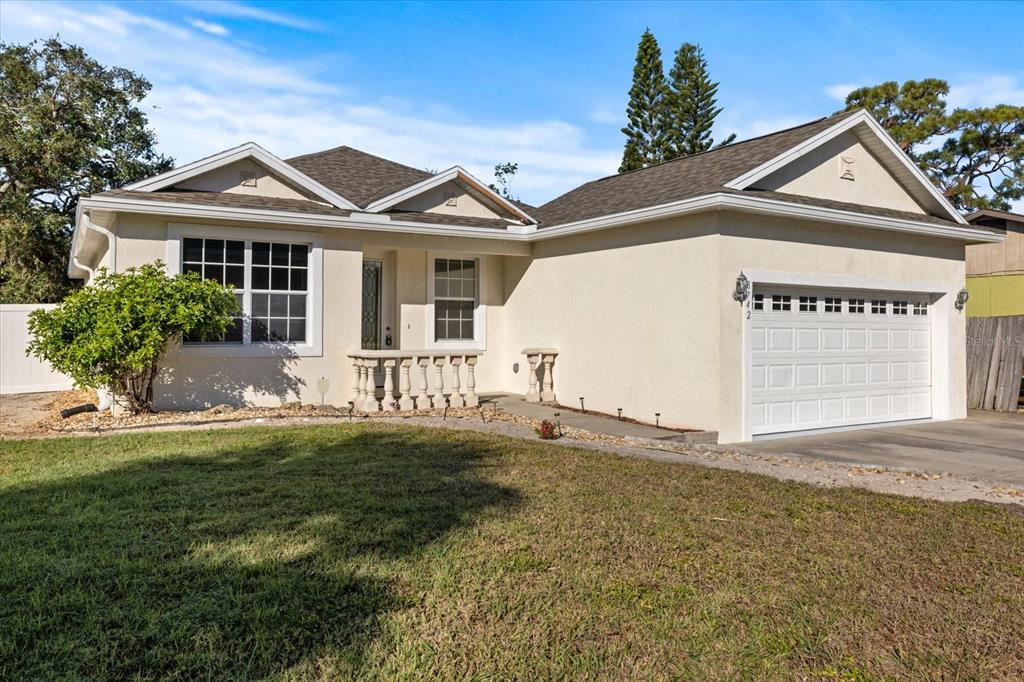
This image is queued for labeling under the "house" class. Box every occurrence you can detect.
[67,109,1002,443]
[964,209,1024,317]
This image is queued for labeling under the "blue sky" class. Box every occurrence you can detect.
[2,0,1022,205]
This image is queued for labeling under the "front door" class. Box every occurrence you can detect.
[361,259,383,350]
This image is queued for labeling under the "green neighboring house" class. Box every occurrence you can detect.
[965,209,1024,317]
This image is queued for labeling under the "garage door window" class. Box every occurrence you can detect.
[799,295,818,312]
[871,299,887,314]
[893,300,909,315]
[824,297,841,313]
[752,293,764,311]
[914,302,928,316]
[772,294,791,311]
[848,298,865,313]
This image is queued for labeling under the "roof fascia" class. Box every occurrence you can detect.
[123,142,360,211]
[723,110,966,225]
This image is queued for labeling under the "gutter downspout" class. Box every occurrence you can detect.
[80,210,117,412]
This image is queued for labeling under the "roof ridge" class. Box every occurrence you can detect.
[286,144,432,177]
[587,108,860,186]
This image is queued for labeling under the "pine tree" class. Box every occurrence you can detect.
[665,43,735,159]
[619,30,670,172]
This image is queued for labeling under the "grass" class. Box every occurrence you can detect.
[1,424,1022,680]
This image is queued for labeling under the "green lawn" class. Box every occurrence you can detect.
[1,424,1022,680]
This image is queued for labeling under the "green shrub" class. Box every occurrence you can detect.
[27,262,239,413]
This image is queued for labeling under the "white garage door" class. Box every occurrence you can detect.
[749,286,932,436]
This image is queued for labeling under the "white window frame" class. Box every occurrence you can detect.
[425,251,487,350]
[166,223,323,357]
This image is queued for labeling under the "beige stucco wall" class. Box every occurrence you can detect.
[393,180,505,220]
[103,208,967,442]
[753,131,926,215]
[175,159,319,202]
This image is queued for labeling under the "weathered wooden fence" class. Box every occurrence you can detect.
[0,304,74,395]
[967,315,1024,411]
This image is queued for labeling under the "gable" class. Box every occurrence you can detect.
[750,130,927,215]
[174,159,322,203]
[390,179,504,220]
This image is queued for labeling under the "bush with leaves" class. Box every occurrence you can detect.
[27,262,239,413]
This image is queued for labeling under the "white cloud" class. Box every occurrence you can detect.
[175,0,319,31]
[824,83,860,102]
[188,18,229,36]
[1,0,618,204]
[947,74,1024,109]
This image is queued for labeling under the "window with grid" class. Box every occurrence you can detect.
[871,299,887,314]
[251,242,308,343]
[798,295,818,313]
[848,298,865,314]
[182,238,244,343]
[771,294,791,311]
[434,258,476,341]
[892,300,909,315]
[181,237,309,345]
[824,297,842,313]
[752,293,764,311]
[913,302,928,316]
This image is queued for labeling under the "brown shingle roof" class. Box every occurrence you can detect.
[285,146,431,208]
[96,189,354,216]
[532,110,863,227]
[92,189,516,229]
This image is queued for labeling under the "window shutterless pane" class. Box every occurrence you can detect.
[460,320,474,339]
[252,266,269,290]
[224,319,243,343]
[205,239,224,263]
[252,293,269,317]
[252,320,269,342]
[269,318,288,341]
[435,259,448,274]
[289,295,306,317]
[270,267,289,291]
[291,244,308,267]
[461,261,475,280]
[434,318,445,341]
[204,264,224,284]
[290,268,307,291]
[183,238,203,262]
[270,294,288,317]
[225,240,244,264]
[271,243,289,266]
[288,320,305,343]
[183,262,202,277]
[225,265,245,288]
[435,278,448,297]
[252,242,270,265]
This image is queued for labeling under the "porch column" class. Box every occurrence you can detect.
[432,356,446,408]
[416,357,431,409]
[449,356,465,407]
[382,359,396,411]
[525,353,541,403]
[541,354,556,402]
[398,357,416,411]
[464,356,478,407]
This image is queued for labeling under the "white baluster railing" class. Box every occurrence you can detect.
[522,348,558,404]
[347,350,484,412]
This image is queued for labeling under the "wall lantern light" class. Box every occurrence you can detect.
[955,287,969,312]
[733,272,751,303]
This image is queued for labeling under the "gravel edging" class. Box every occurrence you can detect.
[5,410,1022,508]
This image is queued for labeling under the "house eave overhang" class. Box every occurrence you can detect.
[723,109,968,226]
[74,192,1001,254]
[531,192,1002,243]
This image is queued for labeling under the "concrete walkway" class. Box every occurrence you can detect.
[483,393,707,441]
[739,411,1024,486]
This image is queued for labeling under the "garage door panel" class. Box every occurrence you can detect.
[750,286,932,435]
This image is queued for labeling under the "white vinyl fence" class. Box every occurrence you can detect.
[1,304,74,395]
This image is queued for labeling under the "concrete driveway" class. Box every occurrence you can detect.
[740,411,1024,486]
